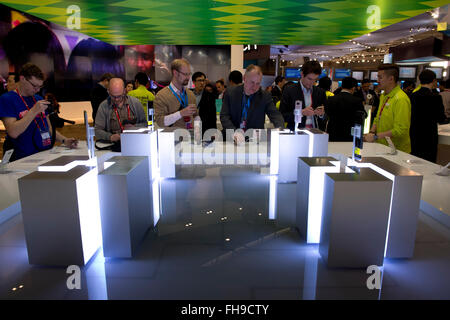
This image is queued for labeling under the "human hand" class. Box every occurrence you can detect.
[180,104,197,117]
[314,105,325,116]
[64,138,78,149]
[233,130,245,144]
[302,106,314,116]
[32,100,50,115]
[364,133,375,142]
[110,133,121,142]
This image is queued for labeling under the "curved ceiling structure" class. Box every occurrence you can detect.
[0,0,448,45]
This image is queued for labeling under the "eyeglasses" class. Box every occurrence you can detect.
[26,78,43,90]
[195,79,206,82]
[177,70,192,77]
[109,93,125,100]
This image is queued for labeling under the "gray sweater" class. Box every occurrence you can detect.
[94,95,147,141]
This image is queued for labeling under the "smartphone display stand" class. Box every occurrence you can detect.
[84,111,95,159]
[351,124,363,161]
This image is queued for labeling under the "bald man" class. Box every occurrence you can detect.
[220,64,284,142]
[95,78,147,142]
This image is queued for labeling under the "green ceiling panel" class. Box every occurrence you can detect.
[0,0,448,45]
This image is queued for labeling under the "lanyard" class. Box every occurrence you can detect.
[169,84,187,109]
[378,96,390,120]
[241,94,251,121]
[113,103,131,132]
[15,89,47,131]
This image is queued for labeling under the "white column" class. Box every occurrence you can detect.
[231,45,245,76]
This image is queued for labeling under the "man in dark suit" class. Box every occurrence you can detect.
[191,71,217,135]
[279,60,327,131]
[220,64,284,143]
[325,77,367,142]
[410,69,447,163]
[90,73,114,123]
[271,75,285,103]
[354,79,379,128]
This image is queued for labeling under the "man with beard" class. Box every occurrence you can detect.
[154,59,198,129]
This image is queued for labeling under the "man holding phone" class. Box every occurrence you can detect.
[154,59,198,129]
[0,63,77,161]
[95,78,147,142]
[279,60,327,131]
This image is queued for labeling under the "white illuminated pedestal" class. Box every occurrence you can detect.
[354,157,423,258]
[296,157,342,244]
[278,132,310,183]
[271,129,329,182]
[158,128,176,178]
[97,156,154,258]
[18,162,102,266]
[319,168,392,268]
[121,129,159,180]
[301,128,329,158]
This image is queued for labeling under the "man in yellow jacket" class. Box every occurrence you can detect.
[128,72,155,124]
[364,64,411,153]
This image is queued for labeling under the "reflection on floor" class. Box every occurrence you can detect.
[1,165,450,300]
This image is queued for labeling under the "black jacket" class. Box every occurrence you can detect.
[410,87,447,162]
[220,84,284,130]
[271,85,282,103]
[90,83,108,122]
[279,83,327,131]
[192,89,217,134]
[325,91,366,142]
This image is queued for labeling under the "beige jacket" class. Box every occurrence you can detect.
[154,86,196,128]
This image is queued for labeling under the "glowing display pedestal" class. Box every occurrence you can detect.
[296,157,341,244]
[158,128,176,178]
[121,129,158,180]
[98,156,153,258]
[18,165,102,266]
[319,168,392,268]
[357,157,423,258]
[277,132,310,183]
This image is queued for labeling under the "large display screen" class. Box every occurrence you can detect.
[319,69,329,79]
[370,71,378,81]
[426,67,443,79]
[399,67,416,79]
[352,71,364,80]
[334,68,351,79]
[285,67,301,79]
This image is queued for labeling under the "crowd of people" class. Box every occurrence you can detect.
[1,60,449,164]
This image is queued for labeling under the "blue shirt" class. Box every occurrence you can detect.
[0,91,51,160]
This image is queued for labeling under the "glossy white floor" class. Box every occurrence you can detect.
[1,165,450,300]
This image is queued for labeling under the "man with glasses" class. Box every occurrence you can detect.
[154,59,198,129]
[95,78,147,142]
[0,63,77,161]
[191,71,217,134]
